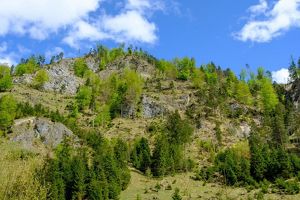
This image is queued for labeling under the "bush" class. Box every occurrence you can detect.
[275,178,300,194]
[172,188,182,200]
[94,105,111,127]
[33,69,49,89]
[0,65,13,91]
[76,86,92,110]
[0,95,17,131]
[15,57,39,76]
[73,58,88,77]
[174,57,196,81]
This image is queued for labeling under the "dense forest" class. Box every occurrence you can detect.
[1,45,300,199]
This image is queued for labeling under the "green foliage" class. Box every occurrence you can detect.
[151,135,170,177]
[44,134,131,200]
[166,110,193,145]
[214,122,222,145]
[0,65,13,91]
[155,59,177,79]
[191,68,205,89]
[33,69,49,89]
[94,105,111,127]
[122,68,144,105]
[107,69,143,118]
[275,178,300,194]
[76,86,92,110]
[174,57,196,80]
[15,57,39,76]
[249,130,268,181]
[131,137,151,173]
[97,45,125,70]
[73,58,89,77]
[172,188,182,200]
[114,139,129,168]
[271,103,287,147]
[288,58,300,81]
[214,148,252,185]
[0,95,17,131]
[235,81,253,106]
[258,78,279,112]
[225,69,238,97]
[151,111,194,177]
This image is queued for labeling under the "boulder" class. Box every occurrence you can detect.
[43,59,82,95]
[142,95,165,118]
[10,117,76,149]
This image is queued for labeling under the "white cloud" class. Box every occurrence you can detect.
[0,42,16,66]
[103,10,157,43]
[0,0,101,39]
[126,0,165,13]
[0,57,15,67]
[235,0,300,42]
[249,0,268,15]
[0,0,163,47]
[272,68,290,83]
[63,20,110,48]
[62,0,161,48]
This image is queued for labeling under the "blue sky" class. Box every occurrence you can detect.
[0,0,299,83]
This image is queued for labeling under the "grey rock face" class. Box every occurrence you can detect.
[13,74,34,84]
[85,55,100,72]
[43,59,82,95]
[237,122,251,138]
[99,56,156,80]
[121,103,136,118]
[142,95,165,118]
[288,79,300,109]
[11,117,75,149]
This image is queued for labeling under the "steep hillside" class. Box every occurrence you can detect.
[0,47,300,200]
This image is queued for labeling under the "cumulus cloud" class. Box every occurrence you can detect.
[0,42,15,66]
[102,10,157,44]
[0,0,163,48]
[63,0,160,48]
[0,57,15,67]
[0,0,101,38]
[63,20,110,48]
[235,0,300,42]
[272,68,290,83]
[249,0,268,15]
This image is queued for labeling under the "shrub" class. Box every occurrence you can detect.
[33,69,49,89]
[0,95,17,131]
[76,86,92,110]
[172,188,182,200]
[94,105,111,127]
[73,58,88,77]
[0,65,13,91]
[275,178,300,195]
[174,57,196,81]
[15,57,39,76]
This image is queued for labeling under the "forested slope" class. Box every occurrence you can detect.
[1,45,300,199]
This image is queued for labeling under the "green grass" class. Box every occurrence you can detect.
[0,139,47,200]
[121,169,300,200]
[8,84,73,114]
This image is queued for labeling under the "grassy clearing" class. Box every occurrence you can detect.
[0,139,47,200]
[8,84,73,114]
[121,169,300,200]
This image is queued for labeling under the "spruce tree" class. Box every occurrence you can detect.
[151,135,170,177]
